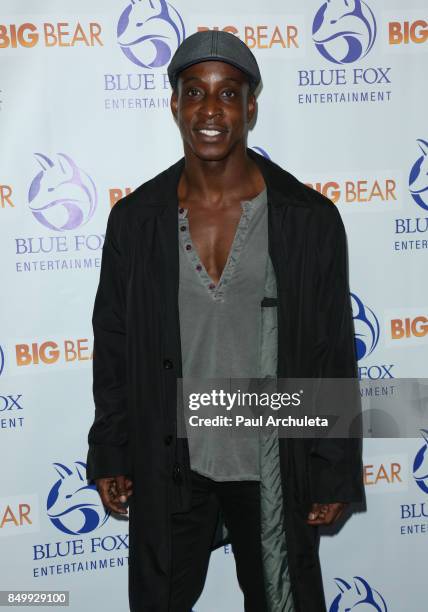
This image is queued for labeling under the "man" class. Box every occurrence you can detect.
[87,30,364,612]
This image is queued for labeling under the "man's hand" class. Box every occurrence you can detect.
[95,475,133,515]
[306,502,347,526]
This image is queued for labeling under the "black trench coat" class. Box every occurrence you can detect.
[87,149,364,612]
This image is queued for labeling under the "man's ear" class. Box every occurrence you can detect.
[247,92,256,123]
[171,90,178,120]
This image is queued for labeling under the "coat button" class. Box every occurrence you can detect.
[163,359,173,369]
[173,463,182,483]
[164,434,173,446]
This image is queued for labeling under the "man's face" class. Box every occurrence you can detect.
[171,60,256,162]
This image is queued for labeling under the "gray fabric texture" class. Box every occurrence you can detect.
[258,260,295,611]
[178,188,267,481]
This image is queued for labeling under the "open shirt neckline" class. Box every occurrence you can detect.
[178,189,267,302]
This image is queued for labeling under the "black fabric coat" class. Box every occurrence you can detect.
[87,149,364,612]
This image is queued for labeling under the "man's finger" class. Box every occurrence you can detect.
[307,502,322,521]
[101,490,128,515]
[125,478,133,496]
[100,479,128,514]
[115,475,128,503]
[319,507,337,525]
[95,477,129,515]
[307,503,347,525]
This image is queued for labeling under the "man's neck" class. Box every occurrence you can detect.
[178,144,265,207]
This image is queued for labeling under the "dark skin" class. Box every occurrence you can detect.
[172,60,265,284]
[95,60,346,525]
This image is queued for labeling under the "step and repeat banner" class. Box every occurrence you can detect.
[1,1,427,610]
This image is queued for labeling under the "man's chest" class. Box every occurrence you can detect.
[179,202,243,286]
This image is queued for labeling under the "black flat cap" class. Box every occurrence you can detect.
[168,30,261,92]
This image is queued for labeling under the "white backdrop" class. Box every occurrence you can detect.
[1,1,427,610]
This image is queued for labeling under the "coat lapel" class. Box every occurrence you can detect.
[144,149,302,382]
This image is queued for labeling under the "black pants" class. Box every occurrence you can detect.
[169,470,268,612]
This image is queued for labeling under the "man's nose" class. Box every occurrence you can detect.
[199,93,224,119]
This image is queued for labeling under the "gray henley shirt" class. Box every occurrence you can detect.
[178,187,277,481]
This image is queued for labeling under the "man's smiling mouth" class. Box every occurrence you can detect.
[195,127,228,137]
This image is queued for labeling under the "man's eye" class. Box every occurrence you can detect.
[222,90,236,98]
[186,88,201,96]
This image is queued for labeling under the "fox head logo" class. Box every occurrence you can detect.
[409,139,428,211]
[312,0,377,64]
[47,462,109,535]
[330,576,387,611]
[28,153,97,232]
[351,293,380,361]
[413,429,428,494]
[117,0,185,68]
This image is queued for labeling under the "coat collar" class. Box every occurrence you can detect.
[135,147,310,218]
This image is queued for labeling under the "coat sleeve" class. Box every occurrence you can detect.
[86,203,130,482]
[309,202,364,504]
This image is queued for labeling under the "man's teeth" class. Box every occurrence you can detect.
[199,129,222,136]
